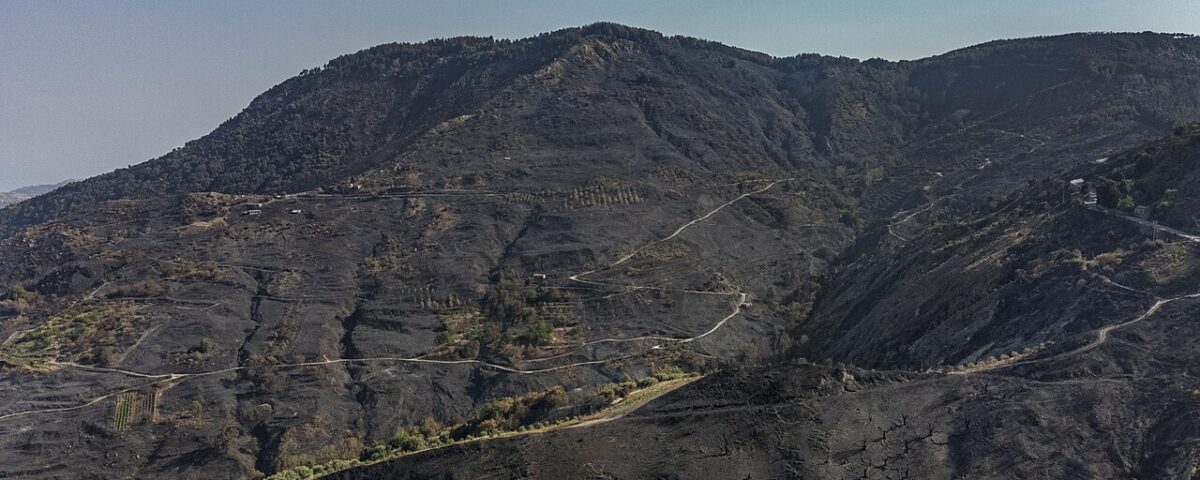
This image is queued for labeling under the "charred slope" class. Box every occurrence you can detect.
[0,35,573,230]
[797,125,1200,370]
[865,32,1200,214]
[336,289,1200,480]
[5,28,1200,233]
[340,148,1200,479]
[1080,123,1200,230]
[2,25,1200,479]
[1,23,854,232]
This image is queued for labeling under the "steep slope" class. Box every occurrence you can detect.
[798,125,1200,370]
[2,25,1200,479]
[864,32,1200,215]
[0,26,862,479]
[0,34,578,230]
[339,128,1200,480]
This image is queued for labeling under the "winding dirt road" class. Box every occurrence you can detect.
[953,291,1200,375]
[1,179,792,422]
[951,205,1200,374]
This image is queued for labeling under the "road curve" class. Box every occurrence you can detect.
[1,180,792,422]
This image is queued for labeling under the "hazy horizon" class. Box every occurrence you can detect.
[3,0,1199,191]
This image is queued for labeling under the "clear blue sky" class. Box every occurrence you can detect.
[2,0,1198,191]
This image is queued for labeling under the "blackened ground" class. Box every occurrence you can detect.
[337,293,1200,479]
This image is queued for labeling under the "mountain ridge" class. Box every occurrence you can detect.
[2,25,1200,479]
[5,26,1200,232]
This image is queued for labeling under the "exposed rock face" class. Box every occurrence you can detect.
[2,24,1200,479]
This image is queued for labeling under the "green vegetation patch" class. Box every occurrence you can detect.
[111,390,152,431]
[0,285,41,314]
[1141,242,1200,286]
[433,280,580,360]
[0,302,141,369]
[165,260,240,284]
[266,373,701,480]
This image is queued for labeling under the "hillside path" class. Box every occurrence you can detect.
[0,178,794,422]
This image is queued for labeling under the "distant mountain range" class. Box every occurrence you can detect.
[0,180,72,207]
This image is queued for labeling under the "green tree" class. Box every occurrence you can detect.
[520,321,553,346]
[1118,195,1136,211]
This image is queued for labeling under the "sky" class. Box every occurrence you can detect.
[2,1,1198,191]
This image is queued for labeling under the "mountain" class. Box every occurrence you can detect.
[7,27,1200,231]
[0,180,73,207]
[1,24,1200,479]
[335,111,1200,480]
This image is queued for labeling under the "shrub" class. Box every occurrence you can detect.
[1117,195,1136,211]
[519,320,553,346]
[359,444,390,461]
[107,280,166,298]
[637,376,660,388]
[386,427,428,452]
[242,354,284,393]
[653,365,687,382]
[417,416,441,437]
[5,285,38,302]
[0,285,39,313]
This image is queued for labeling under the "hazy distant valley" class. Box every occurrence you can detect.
[0,181,71,208]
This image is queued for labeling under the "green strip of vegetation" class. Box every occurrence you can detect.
[264,370,699,480]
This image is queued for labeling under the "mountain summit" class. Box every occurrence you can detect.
[7,25,1199,229]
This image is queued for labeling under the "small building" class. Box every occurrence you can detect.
[244,209,262,216]
[530,273,548,284]
[1084,191,1098,206]
[1068,178,1085,192]
[289,209,303,214]
[1134,205,1151,219]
